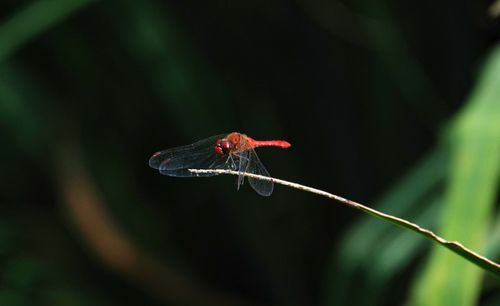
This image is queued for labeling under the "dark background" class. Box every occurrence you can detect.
[0,1,499,306]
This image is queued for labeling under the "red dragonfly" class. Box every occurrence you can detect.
[149,132,291,196]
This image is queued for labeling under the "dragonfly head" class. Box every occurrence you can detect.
[214,139,233,156]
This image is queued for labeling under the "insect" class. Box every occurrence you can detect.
[149,132,291,196]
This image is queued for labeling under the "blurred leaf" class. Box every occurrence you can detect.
[323,147,447,306]
[107,0,231,137]
[486,210,500,261]
[0,0,96,63]
[0,290,29,306]
[2,257,44,289]
[356,197,440,306]
[195,166,500,289]
[409,44,500,306]
[0,222,15,256]
[0,65,48,156]
[489,0,500,17]
[44,288,109,306]
[0,1,497,305]
[300,0,446,128]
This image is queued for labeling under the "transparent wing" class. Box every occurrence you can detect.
[234,150,249,190]
[246,149,274,196]
[148,134,232,177]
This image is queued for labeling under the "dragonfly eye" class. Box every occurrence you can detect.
[215,139,232,156]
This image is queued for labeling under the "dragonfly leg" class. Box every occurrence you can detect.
[227,155,237,170]
[235,152,250,162]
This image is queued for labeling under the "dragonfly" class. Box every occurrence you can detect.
[149,132,291,196]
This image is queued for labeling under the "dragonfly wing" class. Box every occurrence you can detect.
[159,151,225,177]
[234,150,249,190]
[149,134,229,177]
[246,149,273,196]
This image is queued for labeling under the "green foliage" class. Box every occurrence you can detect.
[0,0,96,63]
[0,0,499,306]
[323,148,447,306]
[409,44,500,306]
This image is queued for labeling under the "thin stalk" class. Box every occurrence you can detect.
[189,168,500,277]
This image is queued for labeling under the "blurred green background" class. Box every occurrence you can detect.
[0,1,499,305]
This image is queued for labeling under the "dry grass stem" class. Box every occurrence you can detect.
[189,168,500,276]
